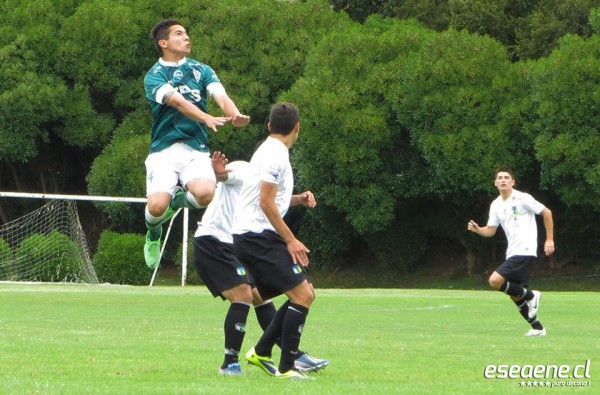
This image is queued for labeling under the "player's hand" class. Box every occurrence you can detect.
[211,151,230,180]
[298,191,316,208]
[205,116,232,132]
[544,240,555,256]
[287,238,310,267]
[231,114,250,127]
[467,220,480,234]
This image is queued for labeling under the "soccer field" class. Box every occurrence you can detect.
[0,284,597,394]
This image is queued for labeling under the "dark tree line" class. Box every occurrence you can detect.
[1,0,599,275]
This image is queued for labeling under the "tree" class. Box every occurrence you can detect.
[525,33,600,207]
[282,17,435,269]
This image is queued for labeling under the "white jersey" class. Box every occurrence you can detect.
[232,137,293,235]
[194,161,250,243]
[487,189,546,258]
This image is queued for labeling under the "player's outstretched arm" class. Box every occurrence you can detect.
[166,91,231,131]
[212,93,250,127]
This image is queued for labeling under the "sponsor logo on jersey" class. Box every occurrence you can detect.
[268,164,281,182]
[172,70,184,84]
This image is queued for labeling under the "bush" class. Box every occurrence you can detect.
[0,238,14,280]
[15,231,83,282]
[93,231,151,285]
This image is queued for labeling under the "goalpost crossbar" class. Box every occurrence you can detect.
[0,191,147,203]
[0,191,190,286]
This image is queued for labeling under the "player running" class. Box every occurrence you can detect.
[468,166,555,336]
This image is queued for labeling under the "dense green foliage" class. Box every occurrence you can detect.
[14,231,83,282]
[329,0,600,59]
[93,231,151,285]
[0,238,13,279]
[1,0,599,276]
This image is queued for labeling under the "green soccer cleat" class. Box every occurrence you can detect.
[245,347,277,376]
[144,229,162,269]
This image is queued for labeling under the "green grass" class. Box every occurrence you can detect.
[0,284,598,394]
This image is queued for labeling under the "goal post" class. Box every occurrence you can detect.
[0,192,190,285]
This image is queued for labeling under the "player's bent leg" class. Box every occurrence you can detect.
[144,193,175,269]
[222,283,253,304]
[185,178,216,208]
[220,285,252,375]
[146,192,172,219]
[285,279,315,309]
[527,290,541,318]
[488,271,505,291]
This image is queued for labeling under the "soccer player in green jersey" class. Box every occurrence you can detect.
[143,19,249,268]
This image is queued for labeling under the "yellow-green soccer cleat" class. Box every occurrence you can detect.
[245,347,277,376]
[275,369,312,380]
[144,230,161,269]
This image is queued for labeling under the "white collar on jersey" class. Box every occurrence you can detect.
[158,57,187,67]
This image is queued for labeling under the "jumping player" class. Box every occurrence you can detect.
[143,19,249,268]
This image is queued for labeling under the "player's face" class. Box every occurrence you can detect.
[162,25,190,58]
[494,171,515,192]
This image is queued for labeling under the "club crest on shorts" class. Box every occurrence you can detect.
[292,264,302,274]
[236,266,246,276]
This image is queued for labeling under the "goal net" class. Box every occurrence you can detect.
[0,199,98,283]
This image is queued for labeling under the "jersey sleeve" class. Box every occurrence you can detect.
[521,193,546,215]
[486,201,501,227]
[201,65,221,87]
[144,67,172,104]
[260,160,285,185]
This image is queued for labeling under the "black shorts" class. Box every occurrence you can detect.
[233,230,309,300]
[495,255,537,287]
[194,235,253,299]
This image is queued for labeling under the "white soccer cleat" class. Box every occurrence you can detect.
[527,290,541,319]
[294,353,329,372]
[524,328,547,337]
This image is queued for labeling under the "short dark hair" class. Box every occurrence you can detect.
[495,166,515,179]
[268,102,299,135]
[151,19,182,56]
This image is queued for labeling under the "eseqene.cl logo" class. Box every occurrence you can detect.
[484,360,591,388]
